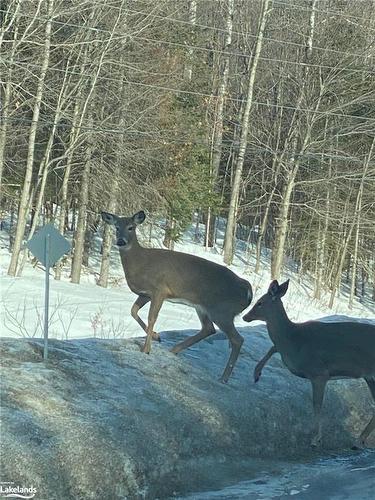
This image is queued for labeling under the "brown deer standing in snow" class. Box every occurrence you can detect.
[101,210,253,382]
[243,279,375,447]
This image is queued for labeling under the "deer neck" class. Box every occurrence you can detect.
[265,300,295,349]
[118,236,145,270]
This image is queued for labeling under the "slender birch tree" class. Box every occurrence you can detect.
[7,0,54,276]
[204,0,234,248]
[223,0,271,264]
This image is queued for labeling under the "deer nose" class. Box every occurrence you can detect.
[117,238,127,247]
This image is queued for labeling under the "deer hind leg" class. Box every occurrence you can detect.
[214,317,244,384]
[170,308,216,354]
[310,376,328,448]
[131,295,160,341]
[142,294,164,354]
[358,378,375,446]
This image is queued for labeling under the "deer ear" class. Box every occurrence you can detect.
[278,279,290,297]
[101,211,118,225]
[268,280,279,297]
[132,211,146,225]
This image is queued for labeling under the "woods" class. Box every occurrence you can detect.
[1,0,375,306]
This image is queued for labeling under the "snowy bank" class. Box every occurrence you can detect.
[1,325,374,499]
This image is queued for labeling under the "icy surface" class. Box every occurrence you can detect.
[178,450,375,499]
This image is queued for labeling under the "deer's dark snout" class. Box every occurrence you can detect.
[116,238,127,247]
[243,310,256,322]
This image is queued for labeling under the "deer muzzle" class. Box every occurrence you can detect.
[116,238,127,247]
[243,309,256,322]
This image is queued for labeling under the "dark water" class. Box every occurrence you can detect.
[178,450,375,500]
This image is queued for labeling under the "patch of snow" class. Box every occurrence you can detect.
[1,222,374,343]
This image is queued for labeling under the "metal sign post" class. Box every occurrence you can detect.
[26,224,71,361]
[43,233,50,361]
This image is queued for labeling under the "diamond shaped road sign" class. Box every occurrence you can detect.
[27,223,71,268]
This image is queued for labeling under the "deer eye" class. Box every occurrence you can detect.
[128,226,134,231]
[257,302,262,307]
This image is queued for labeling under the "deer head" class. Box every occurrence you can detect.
[243,279,289,322]
[101,210,146,250]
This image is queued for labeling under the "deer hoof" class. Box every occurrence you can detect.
[254,370,262,383]
[152,331,161,342]
[351,438,365,451]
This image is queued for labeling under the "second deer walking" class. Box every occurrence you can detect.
[243,280,375,448]
[101,210,253,382]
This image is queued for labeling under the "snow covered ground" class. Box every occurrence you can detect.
[1,220,374,343]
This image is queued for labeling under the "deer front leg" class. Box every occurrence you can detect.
[356,378,375,448]
[310,376,328,448]
[131,295,161,341]
[254,345,277,383]
[142,294,164,354]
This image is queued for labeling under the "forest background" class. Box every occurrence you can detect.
[1,0,375,309]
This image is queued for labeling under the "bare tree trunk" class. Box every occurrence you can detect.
[70,113,94,284]
[223,0,270,265]
[54,47,92,280]
[17,62,70,276]
[0,0,21,49]
[7,0,54,276]
[184,0,197,81]
[329,139,373,308]
[271,0,318,279]
[361,266,366,298]
[17,120,59,275]
[314,194,330,300]
[328,220,354,309]
[349,220,360,309]
[98,49,128,287]
[83,212,99,268]
[70,10,121,283]
[8,198,17,252]
[163,216,176,250]
[325,187,348,289]
[98,155,120,287]
[254,110,283,274]
[54,100,81,278]
[314,124,331,299]
[271,167,298,278]
[205,0,234,248]
[349,138,374,308]
[0,16,18,202]
[98,224,114,287]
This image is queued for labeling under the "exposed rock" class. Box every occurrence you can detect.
[1,326,374,499]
